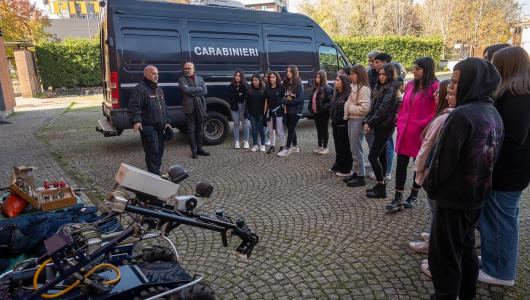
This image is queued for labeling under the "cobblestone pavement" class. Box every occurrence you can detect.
[2,96,529,299]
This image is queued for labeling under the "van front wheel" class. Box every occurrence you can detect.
[203,111,228,145]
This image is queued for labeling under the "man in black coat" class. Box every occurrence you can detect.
[178,62,209,159]
[128,65,171,175]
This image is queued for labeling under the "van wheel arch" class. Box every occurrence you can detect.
[202,97,230,145]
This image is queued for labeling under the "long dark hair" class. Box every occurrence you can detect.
[422,79,451,139]
[483,43,511,62]
[378,64,397,86]
[249,73,264,95]
[414,57,437,91]
[434,79,451,116]
[268,71,282,88]
[374,64,397,99]
[283,65,302,92]
[313,70,328,92]
[231,69,247,87]
[334,74,351,101]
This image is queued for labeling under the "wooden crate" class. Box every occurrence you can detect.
[9,166,76,211]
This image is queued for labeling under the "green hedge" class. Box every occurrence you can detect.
[36,39,100,89]
[334,36,444,71]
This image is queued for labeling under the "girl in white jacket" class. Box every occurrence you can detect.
[343,65,371,187]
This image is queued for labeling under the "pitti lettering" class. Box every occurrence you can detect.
[194,47,259,57]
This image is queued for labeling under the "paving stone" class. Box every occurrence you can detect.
[1,96,527,299]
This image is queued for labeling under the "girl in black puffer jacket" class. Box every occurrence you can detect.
[330,74,352,175]
[227,70,250,149]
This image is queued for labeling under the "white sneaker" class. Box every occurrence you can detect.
[277,147,291,157]
[420,232,430,241]
[478,269,514,286]
[265,140,271,146]
[259,145,266,152]
[313,147,322,154]
[251,145,259,152]
[385,174,392,181]
[234,141,240,149]
[243,141,249,149]
[291,145,300,153]
[318,148,329,155]
[336,171,353,177]
[368,172,376,179]
[421,262,432,278]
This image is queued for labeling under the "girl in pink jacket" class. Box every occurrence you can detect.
[385,57,438,212]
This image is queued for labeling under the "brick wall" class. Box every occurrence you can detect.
[0,33,16,118]
[14,50,41,98]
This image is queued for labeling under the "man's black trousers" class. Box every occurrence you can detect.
[428,206,481,300]
[186,113,204,152]
[140,126,165,175]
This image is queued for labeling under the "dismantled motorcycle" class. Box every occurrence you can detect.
[0,164,259,300]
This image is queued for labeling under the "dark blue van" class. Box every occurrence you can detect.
[97,0,350,144]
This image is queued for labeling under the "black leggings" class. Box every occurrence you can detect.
[395,154,422,191]
[368,126,394,181]
[314,112,330,148]
[285,114,300,148]
[332,124,352,173]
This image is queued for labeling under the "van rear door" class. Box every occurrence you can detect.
[116,15,184,108]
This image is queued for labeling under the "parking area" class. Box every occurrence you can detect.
[1,95,528,299]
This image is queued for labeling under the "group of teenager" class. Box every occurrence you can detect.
[226,45,529,299]
[226,66,305,157]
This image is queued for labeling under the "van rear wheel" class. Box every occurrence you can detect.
[203,111,228,145]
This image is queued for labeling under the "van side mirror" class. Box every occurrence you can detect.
[308,79,315,86]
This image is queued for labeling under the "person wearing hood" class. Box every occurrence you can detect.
[478,46,530,287]
[424,58,503,300]
[128,65,172,175]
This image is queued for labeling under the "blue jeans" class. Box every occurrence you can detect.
[386,136,394,175]
[249,114,266,146]
[231,103,250,142]
[478,190,522,280]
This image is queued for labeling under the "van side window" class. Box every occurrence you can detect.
[267,35,314,74]
[319,45,339,74]
[122,28,181,72]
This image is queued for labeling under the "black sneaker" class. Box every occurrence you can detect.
[404,193,419,209]
[329,165,340,172]
[347,176,366,187]
[385,192,404,212]
[266,146,275,154]
[191,151,198,159]
[342,173,358,183]
[367,183,387,198]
